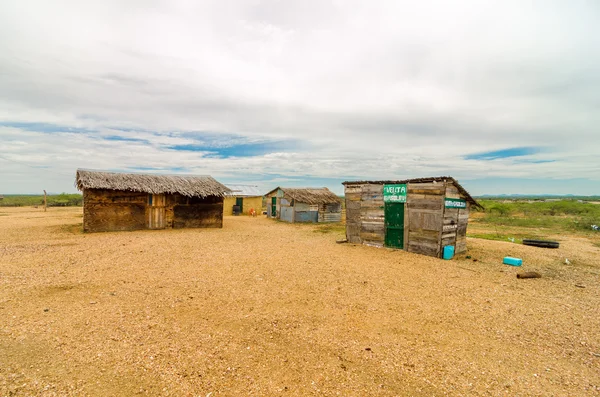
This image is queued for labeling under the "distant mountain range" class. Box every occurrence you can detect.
[475,194,600,200]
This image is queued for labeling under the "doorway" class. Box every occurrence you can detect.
[235,197,243,214]
[147,194,166,229]
[384,202,405,248]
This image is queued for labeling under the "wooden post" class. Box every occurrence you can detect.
[43,190,47,212]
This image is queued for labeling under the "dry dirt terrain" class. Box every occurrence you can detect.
[1,207,599,396]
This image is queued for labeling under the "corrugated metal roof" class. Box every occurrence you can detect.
[225,184,263,197]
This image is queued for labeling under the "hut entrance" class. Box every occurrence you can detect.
[384,202,405,249]
[271,197,277,217]
[147,194,166,229]
[235,197,243,213]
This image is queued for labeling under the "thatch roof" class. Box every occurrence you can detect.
[266,187,342,205]
[75,169,230,197]
[343,176,481,208]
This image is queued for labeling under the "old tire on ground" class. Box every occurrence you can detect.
[522,239,559,249]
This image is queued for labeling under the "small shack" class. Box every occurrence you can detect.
[343,177,481,258]
[265,187,342,223]
[223,184,263,216]
[76,169,230,232]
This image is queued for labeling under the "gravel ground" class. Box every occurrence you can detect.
[1,207,599,396]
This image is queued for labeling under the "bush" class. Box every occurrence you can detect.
[475,199,600,233]
[47,193,83,207]
[0,194,83,207]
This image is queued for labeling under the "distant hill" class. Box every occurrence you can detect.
[475,194,600,201]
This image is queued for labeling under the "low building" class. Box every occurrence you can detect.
[75,169,230,232]
[223,184,263,216]
[342,177,481,258]
[265,187,342,223]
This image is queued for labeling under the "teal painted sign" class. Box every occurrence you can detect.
[383,184,407,203]
[445,198,467,209]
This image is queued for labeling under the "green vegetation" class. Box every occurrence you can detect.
[472,199,600,233]
[0,193,82,207]
[476,195,600,201]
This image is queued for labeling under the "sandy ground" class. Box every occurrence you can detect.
[0,207,599,396]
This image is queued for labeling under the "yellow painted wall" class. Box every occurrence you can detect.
[223,196,263,216]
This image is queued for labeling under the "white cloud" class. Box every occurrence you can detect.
[0,0,599,194]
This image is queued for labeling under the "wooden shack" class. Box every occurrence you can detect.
[265,187,342,223]
[343,177,481,258]
[75,169,230,232]
[223,184,263,216]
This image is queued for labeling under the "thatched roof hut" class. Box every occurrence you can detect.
[76,169,230,197]
[265,187,342,223]
[278,188,342,206]
[75,169,230,232]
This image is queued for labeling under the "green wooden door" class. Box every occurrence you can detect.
[385,202,405,249]
[235,197,243,213]
[271,197,277,217]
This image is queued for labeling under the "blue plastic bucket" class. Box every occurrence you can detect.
[503,257,523,266]
[443,245,455,260]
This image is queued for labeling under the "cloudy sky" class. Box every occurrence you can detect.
[1,0,598,195]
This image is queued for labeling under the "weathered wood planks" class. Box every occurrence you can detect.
[344,179,473,258]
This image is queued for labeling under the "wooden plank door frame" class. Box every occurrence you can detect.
[147,193,166,229]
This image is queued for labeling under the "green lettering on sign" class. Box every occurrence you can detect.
[445,198,467,209]
[383,184,407,203]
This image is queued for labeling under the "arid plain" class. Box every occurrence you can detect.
[1,207,599,396]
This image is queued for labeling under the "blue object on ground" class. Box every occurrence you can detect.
[443,245,455,260]
[503,256,523,266]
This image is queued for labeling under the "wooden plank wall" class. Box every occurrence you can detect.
[345,180,472,257]
[318,203,342,223]
[441,183,457,251]
[359,184,385,247]
[440,182,470,254]
[406,182,445,257]
[345,184,385,246]
[83,189,147,232]
[441,182,459,252]
[344,184,363,243]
